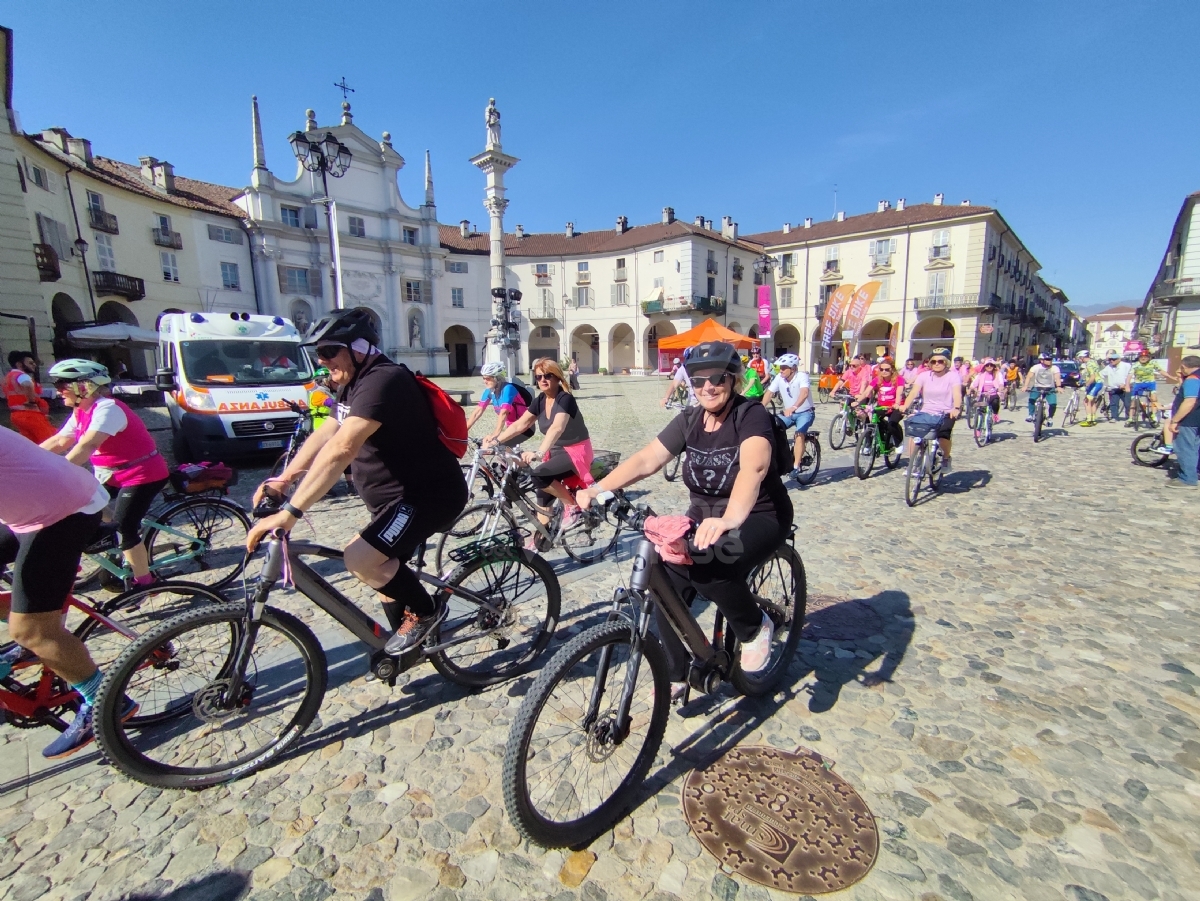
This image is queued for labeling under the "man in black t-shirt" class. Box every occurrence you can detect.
[248,309,467,653]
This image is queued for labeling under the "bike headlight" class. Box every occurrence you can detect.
[183,387,217,412]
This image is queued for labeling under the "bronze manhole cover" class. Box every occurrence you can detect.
[803,595,884,641]
[682,746,878,894]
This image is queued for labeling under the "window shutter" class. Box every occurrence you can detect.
[44,170,57,193]
[277,264,288,291]
[611,285,618,305]
[889,238,897,253]
[36,212,48,244]
[549,264,555,276]
[309,268,323,296]
[208,224,220,241]
[303,206,318,229]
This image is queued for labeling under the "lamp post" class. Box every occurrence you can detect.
[288,130,352,308]
[753,254,776,360]
[73,236,97,319]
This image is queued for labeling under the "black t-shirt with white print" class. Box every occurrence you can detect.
[656,394,791,523]
[336,354,465,517]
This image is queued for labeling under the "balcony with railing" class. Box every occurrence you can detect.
[705,259,718,275]
[613,267,627,282]
[823,261,840,274]
[575,270,591,285]
[928,245,951,261]
[732,263,744,281]
[33,243,60,281]
[534,273,552,287]
[526,300,557,320]
[88,208,119,234]
[1152,277,1198,303]
[912,293,988,312]
[814,301,828,321]
[152,227,183,249]
[641,294,725,315]
[93,270,146,300]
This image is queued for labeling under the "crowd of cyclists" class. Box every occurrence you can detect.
[2,301,1192,768]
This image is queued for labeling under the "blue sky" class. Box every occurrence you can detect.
[7,1,1197,311]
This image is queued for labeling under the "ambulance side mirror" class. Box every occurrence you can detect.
[155,368,177,392]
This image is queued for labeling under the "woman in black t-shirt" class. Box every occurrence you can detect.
[578,342,792,679]
[488,358,592,537]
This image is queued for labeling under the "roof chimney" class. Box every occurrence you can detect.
[782,223,792,234]
[662,206,675,224]
[66,136,92,166]
[565,222,575,237]
[960,199,971,206]
[616,215,628,234]
[721,216,737,240]
[41,127,70,153]
[836,211,845,222]
[139,156,176,193]
[933,192,944,206]
[459,219,470,238]
[514,224,524,238]
[704,219,713,230]
[896,198,906,211]
[877,200,891,212]
[694,215,705,227]
[804,217,813,229]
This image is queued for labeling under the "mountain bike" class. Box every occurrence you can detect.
[1130,391,1158,431]
[1061,388,1080,427]
[436,445,631,570]
[1131,432,1171,468]
[0,580,226,735]
[77,486,250,593]
[854,406,900,478]
[904,416,946,507]
[828,393,860,450]
[502,496,805,848]
[1030,388,1053,443]
[970,395,996,447]
[93,515,561,788]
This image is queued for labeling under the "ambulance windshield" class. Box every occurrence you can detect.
[180,339,313,385]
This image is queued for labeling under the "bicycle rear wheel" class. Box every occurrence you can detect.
[94,602,326,788]
[817,385,831,404]
[1131,433,1169,468]
[973,409,988,447]
[145,497,250,589]
[829,411,849,450]
[429,547,561,687]
[1033,402,1044,442]
[662,453,682,483]
[503,620,670,848]
[904,443,925,507]
[563,500,621,564]
[853,425,877,479]
[796,434,821,485]
[730,543,806,696]
[433,502,520,574]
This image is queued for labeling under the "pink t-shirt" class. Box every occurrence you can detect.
[870,377,904,408]
[972,371,1005,396]
[0,427,108,533]
[843,366,871,395]
[913,370,958,415]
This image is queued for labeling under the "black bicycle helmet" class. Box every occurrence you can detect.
[684,341,743,378]
[300,307,379,347]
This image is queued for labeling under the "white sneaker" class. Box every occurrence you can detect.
[740,611,774,673]
[941,456,953,473]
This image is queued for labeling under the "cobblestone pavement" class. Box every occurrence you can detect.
[2,377,1197,901]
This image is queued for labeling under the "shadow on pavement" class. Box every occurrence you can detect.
[127,871,250,901]
[940,469,992,494]
[0,750,102,796]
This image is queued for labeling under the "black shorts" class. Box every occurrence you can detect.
[360,496,464,563]
[0,512,103,615]
[107,478,168,550]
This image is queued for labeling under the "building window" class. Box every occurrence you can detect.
[207,224,243,244]
[653,277,664,289]
[348,216,366,237]
[653,250,664,264]
[616,257,625,269]
[732,284,739,306]
[29,163,49,190]
[220,262,241,290]
[403,226,418,245]
[780,253,794,278]
[930,229,950,260]
[535,263,549,275]
[824,245,840,272]
[576,286,591,307]
[35,213,71,262]
[161,251,180,282]
[819,284,837,304]
[445,260,468,273]
[577,261,588,272]
[280,206,301,228]
[707,277,716,297]
[94,233,115,271]
[611,284,628,306]
[405,280,424,303]
[86,191,104,212]
[876,277,889,303]
[870,238,896,266]
[927,270,948,297]
[284,267,310,294]
[451,287,464,308]
[780,287,793,309]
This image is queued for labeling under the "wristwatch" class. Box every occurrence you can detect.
[282,501,305,520]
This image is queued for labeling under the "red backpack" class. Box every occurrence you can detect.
[412,371,468,458]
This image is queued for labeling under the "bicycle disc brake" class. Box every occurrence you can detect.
[192,679,253,723]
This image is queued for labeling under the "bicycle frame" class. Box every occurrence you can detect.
[86,518,205,582]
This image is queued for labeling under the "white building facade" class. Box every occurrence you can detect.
[1136,190,1200,370]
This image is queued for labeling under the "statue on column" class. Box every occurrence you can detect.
[485,98,501,148]
[410,315,422,348]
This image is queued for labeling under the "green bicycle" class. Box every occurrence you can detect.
[828,393,861,450]
[853,405,901,479]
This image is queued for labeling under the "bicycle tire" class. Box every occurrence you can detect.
[904,443,925,507]
[563,498,622,565]
[796,434,821,485]
[983,413,993,445]
[1033,401,1044,443]
[1131,433,1169,468]
[973,409,988,448]
[433,502,521,574]
[429,547,561,688]
[94,602,327,788]
[829,411,849,450]
[730,544,806,696]
[145,497,250,590]
[817,385,831,404]
[662,453,682,483]
[854,425,877,479]
[503,620,670,848]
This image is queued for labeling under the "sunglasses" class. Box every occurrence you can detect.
[315,344,346,361]
[53,379,77,390]
[930,360,948,366]
[692,373,730,389]
[878,367,893,373]
[534,373,557,382]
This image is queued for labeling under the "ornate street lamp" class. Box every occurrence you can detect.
[288,130,352,307]
[753,253,775,281]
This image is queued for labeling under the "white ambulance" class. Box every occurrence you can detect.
[156,311,315,461]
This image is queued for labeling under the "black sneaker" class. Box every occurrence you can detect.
[384,607,443,655]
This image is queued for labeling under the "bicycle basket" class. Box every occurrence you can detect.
[446,529,522,564]
[904,415,941,440]
[170,461,237,494]
[590,450,621,480]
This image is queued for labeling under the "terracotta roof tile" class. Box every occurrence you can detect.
[23,135,245,219]
[741,203,995,246]
[439,220,761,258]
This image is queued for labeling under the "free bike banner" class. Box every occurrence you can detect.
[820,284,857,351]
[756,285,772,339]
[842,281,882,338]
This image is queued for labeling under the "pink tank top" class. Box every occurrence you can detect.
[75,397,169,487]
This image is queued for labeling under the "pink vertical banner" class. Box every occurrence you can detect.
[757,285,773,339]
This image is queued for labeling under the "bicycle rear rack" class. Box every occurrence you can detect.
[447,529,522,564]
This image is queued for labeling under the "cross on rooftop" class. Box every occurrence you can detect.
[334,77,355,99]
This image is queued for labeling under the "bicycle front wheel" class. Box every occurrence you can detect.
[854,425,877,479]
[731,543,806,696]
[94,603,327,788]
[1032,403,1044,442]
[797,435,821,485]
[1131,433,1169,468]
[429,547,561,688]
[904,443,925,507]
[829,412,849,450]
[145,497,250,589]
[563,501,621,564]
[503,620,670,849]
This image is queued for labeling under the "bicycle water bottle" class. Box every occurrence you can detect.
[630,538,656,593]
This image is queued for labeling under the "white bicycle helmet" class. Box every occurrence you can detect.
[480,362,507,378]
[775,353,800,369]
[48,358,111,386]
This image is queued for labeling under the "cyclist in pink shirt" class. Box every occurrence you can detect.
[899,348,963,472]
[856,360,907,452]
[969,358,1006,424]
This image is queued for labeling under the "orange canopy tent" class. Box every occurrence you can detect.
[656,318,758,352]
